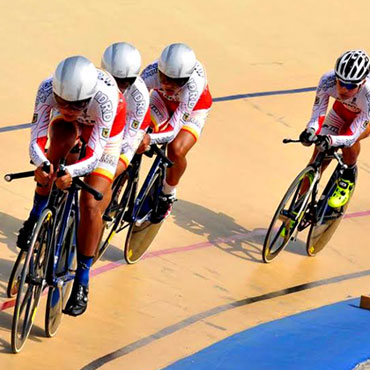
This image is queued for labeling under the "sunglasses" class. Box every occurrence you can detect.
[54,93,91,111]
[337,80,360,90]
[158,71,190,88]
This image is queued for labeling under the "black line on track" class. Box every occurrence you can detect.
[0,87,317,134]
[80,268,370,370]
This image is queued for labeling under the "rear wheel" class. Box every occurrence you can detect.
[263,167,315,263]
[124,171,162,264]
[11,209,51,353]
[306,185,353,257]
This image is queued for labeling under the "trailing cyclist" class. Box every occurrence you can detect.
[17,56,126,316]
[139,43,213,222]
[299,49,370,208]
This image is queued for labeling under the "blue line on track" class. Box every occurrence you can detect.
[0,86,317,134]
[163,299,370,370]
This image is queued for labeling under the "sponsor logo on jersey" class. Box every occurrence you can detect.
[36,79,53,105]
[187,78,198,109]
[98,71,114,87]
[131,88,146,117]
[100,152,117,166]
[101,128,110,138]
[321,74,336,91]
[95,91,114,122]
[322,123,339,134]
[141,63,158,80]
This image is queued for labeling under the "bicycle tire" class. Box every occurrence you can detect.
[263,166,316,263]
[124,171,162,264]
[45,213,77,337]
[11,209,52,353]
[7,250,26,298]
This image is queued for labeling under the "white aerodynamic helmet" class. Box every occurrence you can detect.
[101,42,141,79]
[53,56,98,101]
[158,43,196,79]
[335,49,370,84]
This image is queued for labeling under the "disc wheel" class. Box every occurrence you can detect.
[306,193,352,257]
[124,172,162,264]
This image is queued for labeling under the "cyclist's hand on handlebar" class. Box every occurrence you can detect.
[55,170,72,190]
[315,135,331,152]
[299,128,316,146]
[34,163,54,186]
[136,133,151,154]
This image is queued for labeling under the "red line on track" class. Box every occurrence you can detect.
[1,209,369,312]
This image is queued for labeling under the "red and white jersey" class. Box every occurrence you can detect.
[307,70,370,147]
[141,60,208,143]
[30,69,123,177]
[119,76,151,165]
[123,76,150,133]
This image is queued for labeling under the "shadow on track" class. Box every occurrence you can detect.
[172,199,308,262]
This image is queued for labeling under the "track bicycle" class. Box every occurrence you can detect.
[263,138,353,263]
[5,162,102,353]
[95,143,173,264]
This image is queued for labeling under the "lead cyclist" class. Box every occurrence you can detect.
[299,49,370,207]
[16,56,126,317]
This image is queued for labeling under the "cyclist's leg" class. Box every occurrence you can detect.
[328,105,370,207]
[156,90,212,220]
[64,110,124,317]
[17,118,79,249]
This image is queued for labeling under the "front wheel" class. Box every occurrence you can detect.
[7,250,26,298]
[124,171,162,264]
[263,167,316,263]
[45,213,77,337]
[11,209,51,353]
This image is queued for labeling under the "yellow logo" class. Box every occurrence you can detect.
[102,128,110,138]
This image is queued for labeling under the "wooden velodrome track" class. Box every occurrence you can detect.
[1,1,370,369]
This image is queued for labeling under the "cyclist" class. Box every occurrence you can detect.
[17,56,126,316]
[300,49,370,208]
[101,42,151,175]
[139,43,213,222]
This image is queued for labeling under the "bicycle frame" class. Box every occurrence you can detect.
[129,147,167,223]
[47,184,79,288]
